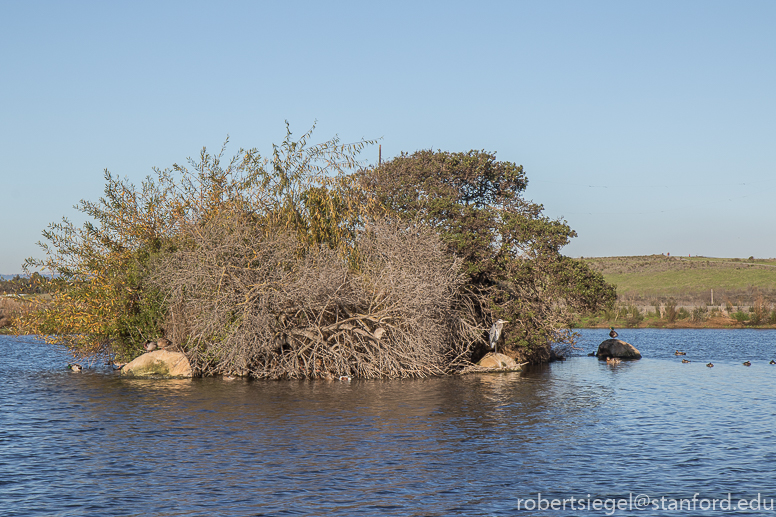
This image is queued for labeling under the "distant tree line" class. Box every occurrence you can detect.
[0,273,48,295]
[17,124,614,378]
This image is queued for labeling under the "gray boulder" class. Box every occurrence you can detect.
[596,339,641,360]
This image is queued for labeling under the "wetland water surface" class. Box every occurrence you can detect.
[2,329,776,516]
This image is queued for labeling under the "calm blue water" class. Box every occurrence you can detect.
[2,329,776,516]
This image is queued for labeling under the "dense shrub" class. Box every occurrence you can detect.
[691,306,708,323]
[152,216,479,378]
[359,150,615,360]
[20,127,614,373]
[751,296,770,325]
[625,305,643,326]
[19,126,376,361]
[664,299,678,323]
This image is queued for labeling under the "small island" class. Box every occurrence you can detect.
[7,127,618,378]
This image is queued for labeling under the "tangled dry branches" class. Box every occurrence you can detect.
[151,213,483,378]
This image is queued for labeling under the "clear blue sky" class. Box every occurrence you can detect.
[2,0,775,274]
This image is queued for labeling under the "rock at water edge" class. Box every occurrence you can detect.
[122,350,193,377]
[596,339,642,360]
[477,352,522,370]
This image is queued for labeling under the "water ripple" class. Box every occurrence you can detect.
[2,331,776,515]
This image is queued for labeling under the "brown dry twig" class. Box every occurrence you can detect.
[150,214,484,379]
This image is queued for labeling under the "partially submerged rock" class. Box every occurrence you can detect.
[596,339,641,360]
[122,350,193,378]
[476,352,523,370]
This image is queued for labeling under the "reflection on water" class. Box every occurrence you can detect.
[2,330,776,515]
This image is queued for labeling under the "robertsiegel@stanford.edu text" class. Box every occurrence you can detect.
[515,492,775,514]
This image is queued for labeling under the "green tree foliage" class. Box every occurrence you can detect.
[359,149,615,359]
[19,170,178,358]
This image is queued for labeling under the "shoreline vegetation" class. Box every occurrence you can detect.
[7,295,776,335]
[572,254,776,330]
[6,125,614,378]
[5,246,776,353]
[577,315,776,330]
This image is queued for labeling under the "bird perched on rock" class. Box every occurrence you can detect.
[706,363,714,368]
[489,319,506,354]
[609,327,618,338]
[675,350,686,356]
[743,361,752,366]
[157,337,172,349]
[143,341,157,352]
[68,363,82,372]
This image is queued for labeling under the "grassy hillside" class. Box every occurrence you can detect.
[582,255,776,305]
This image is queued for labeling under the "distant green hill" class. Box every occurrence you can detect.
[581,255,776,305]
